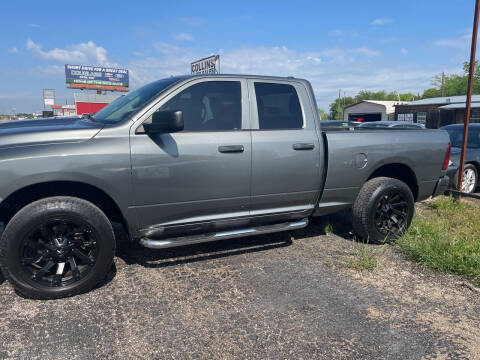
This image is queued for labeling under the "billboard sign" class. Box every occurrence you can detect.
[65,64,129,91]
[42,88,55,109]
[191,55,220,74]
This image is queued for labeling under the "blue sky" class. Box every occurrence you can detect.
[0,0,477,113]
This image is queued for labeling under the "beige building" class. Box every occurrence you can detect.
[343,100,405,122]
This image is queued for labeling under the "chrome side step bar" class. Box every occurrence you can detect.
[139,218,308,249]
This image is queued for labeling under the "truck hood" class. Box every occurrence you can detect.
[0,117,104,149]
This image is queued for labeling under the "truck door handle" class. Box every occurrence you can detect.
[218,145,245,153]
[292,143,315,150]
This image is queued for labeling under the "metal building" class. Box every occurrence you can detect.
[343,100,404,122]
[394,95,480,128]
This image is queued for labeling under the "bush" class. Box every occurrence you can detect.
[397,197,480,285]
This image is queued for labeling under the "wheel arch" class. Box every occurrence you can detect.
[367,163,419,200]
[467,161,480,173]
[0,181,129,236]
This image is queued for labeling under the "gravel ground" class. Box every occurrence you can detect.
[0,207,479,359]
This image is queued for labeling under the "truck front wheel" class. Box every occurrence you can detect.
[352,177,414,244]
[0,196,115,299]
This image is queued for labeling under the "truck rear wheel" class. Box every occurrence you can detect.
[0,196,115,299]
[352,177,414,244]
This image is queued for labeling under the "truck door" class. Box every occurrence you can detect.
[248,80,323,218]
[130,78,251,231]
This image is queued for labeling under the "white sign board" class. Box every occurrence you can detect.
[44,98,55,106]
[191,55,220,74]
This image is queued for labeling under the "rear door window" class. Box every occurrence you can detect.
[254,82,303,129]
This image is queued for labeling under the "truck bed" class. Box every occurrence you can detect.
[315,128,450,215]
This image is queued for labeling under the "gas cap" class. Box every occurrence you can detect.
[355,153,368,169]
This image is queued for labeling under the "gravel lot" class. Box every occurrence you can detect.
[0,207,479,359]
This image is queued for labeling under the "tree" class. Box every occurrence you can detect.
[422,61,480,99]
[421,88,441,99]
[16,113,34,119]
[318,109,328,120]
[356,90,416,102]
[329,96,355,120]
[326,90,416,120]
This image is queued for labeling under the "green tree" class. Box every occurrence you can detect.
[326,90,416,120]
[422,61,480,99]
[421,88,441,99]
[356,90,416,102]
[329,96,355,120]
[318,109,329,120]
[431,73,467,97]
[16,113,34,119]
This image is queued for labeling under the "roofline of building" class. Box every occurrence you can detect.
[343,100,406,110]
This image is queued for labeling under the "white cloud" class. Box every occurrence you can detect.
[124,42,433,110]
[34,64,65,77]
[401,48,408,55]
[328,29,359,37]
[371,18,393,26]
[26,39,108,64]
[173,33,194,41]
[6,40,445,113]
[8,47,19,53]
[29,23,40,28]
[329,29,345,36]
[352,47,382,57]
[179,17,204,26]
[434,34,470,48]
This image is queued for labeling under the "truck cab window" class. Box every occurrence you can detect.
[254,82,303,129]
[159,81,242,131]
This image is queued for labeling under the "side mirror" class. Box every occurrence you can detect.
[144,110,184,134]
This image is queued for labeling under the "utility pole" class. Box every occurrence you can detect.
[441,72,446,97]
[458,0,480,193]
[338,88,342,120]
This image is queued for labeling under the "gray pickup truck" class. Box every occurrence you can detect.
[0,75,450,299]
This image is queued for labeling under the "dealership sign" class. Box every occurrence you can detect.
[191,55,220,74]
[65,64,129,91]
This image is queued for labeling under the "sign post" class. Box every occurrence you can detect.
[191,55,220,74]
[458,0,480,193]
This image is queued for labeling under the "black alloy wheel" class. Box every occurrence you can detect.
[0,197,115,299]
[373,191,409,237]
[352,177,415,243]
[20,219,98,288]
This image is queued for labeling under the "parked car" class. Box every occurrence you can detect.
[358,121,425,129]
[319,120,361,130]
[0,75,450,299]
[441,124,480,194]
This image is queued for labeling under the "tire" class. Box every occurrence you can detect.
[460,164,478,194]
[352,177,414,244]
[0,196,115,299]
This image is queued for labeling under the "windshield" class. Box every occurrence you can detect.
[445,126,480,149]
[92,77,181,124]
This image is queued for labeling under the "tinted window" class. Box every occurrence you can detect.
[159,81,241,131]
[93,77,180,124]
[445,126,480,148]
[254,82,303,129]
